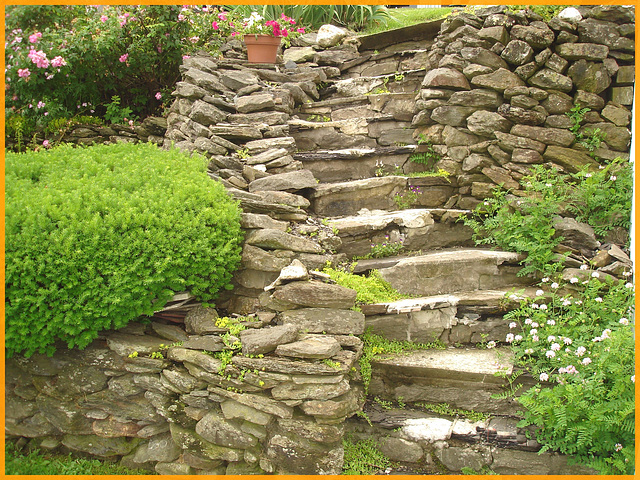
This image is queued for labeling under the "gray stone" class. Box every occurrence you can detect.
[105,332,168,357]
[601,104,632,127]
[471,68,526,91]
[280,308,365,335]
[380,437,424,463]
[510,24,555,49]
[421,68,470,90]
[271,379,350,401]
[275,335,342,359]
[500,40,534,66]
[556,43,609,61]
[32,364,108,401]
[248,169,317,193]
[491,448,596,475]
[108,374,144,397]
[62,434,140,457]
[442,125,480,147]
[240,324,299,356]
[210,387,293,419]
[511,148,543,164]
[162,368,204,393]
[616,65,634,85]
[477,25,509,45]
[245,229,322,254]
[190,100,226,126]
[167,348,222,373]
[184,305,219,335]
[430,106,478,127]
[553,216,599,255]
[568,60,611,94]
[221,400,273,426]
[242,245,291,273]
[488,144,511,164]
[316,24,349,48]
[462,64,493,78]
[448,89,502,109]
[495,132,546,153]
[545,53,569,73]
[155,462,192,475]
[181,335,225,352]
[132,432,181,463]
[460,47,507,69]
[314,47,360,67]
[265,433,343,475]
[300,386,363,421]
[574,90,606,111]
[436,444,491,472]
[510,125,575,147]
[220,70,261,91]
[611,87,634,106]
[172,82,207,100]
[528,69,573,93]
[542,91,574,115]
[196,411,258,449]
[170,423,243,462]
[241,213,288,231]
[581,123,631,151]
[271,281,357,310]
[151,322,189,343]
[543,145,598,173]
[482,165,519,190]
[277,418,343,443]
[235,94,276,114]
[283,46,316,64]
[466,110,512,137]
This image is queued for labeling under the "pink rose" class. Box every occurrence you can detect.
[100,15,108,22]
[28,32,42,43]
[155,92,162,100]
[119,53,129,63]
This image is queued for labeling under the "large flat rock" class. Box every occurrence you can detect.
[376,249,531,296]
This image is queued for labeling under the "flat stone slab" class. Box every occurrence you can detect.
[328,208,434,236]
[376,248,530,296]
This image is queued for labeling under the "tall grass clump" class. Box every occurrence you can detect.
[5,143,243,357]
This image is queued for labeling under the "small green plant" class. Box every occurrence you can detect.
[323,266,409,305]
[405,168,451,180]
[307,114,331,122]
[149,351,164,360]
[356,410,373,426]
[461,466,498,475]
[408,134,441,170]
[128,351,139,359]
[393,185,421,210]
[394,72,404,82]
[415,402,490,423]
[236,148,250,159]
[342,436,391,475]
[356,236,404,260]
[322,359,342,370]
[396,396,406,408]
[374,396,393,410]
[103,95,135,125]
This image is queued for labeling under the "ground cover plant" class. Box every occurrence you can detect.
[5,143,243,357]
[5,441,152,475]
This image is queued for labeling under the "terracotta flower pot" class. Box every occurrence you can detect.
[244,34,281,64]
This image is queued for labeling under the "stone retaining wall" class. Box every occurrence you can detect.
[413,5,634,210]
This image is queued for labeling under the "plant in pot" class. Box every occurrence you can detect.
[231,11,306,63]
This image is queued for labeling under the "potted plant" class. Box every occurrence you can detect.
[230,11,306,64]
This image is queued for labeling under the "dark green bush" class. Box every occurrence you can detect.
[5,143,243,357]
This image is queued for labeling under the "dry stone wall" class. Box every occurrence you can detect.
[413,5,634,210]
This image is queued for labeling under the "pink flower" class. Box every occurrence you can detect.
[37,101,45,108]
[119,53,129,63]
[212,21,219,30]
[128,120,134,126]
[28,49,49,68]
[29,32,42,43]
[100,15,108,22]
[182,55,191,60]
[218,11,227,21]
[42,139,50,148]
[51,56,66,67]
[178,14,185,21]
[297,27,305,34]
[155,92,162,100]
[17,67,30,79]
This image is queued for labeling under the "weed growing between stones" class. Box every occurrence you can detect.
[414,402,489,423]
[566,103,606,152]
[323,266,409,305]
[354,235,405,260]
[460,160,632,277]
[342,436,391,475]
[461,465,498,475]
[393,185,421,209]
[502,270,635,474]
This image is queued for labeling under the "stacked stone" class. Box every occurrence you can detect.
[413,5,634,210]
[5,264,366,475]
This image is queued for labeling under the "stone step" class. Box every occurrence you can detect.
[356,18,445,52]
[368,248,532,297]
[368,346,533,417]
[309,175,459,216]
[325,207,472,258]
[361,287,538,346]
[299,91,417,121]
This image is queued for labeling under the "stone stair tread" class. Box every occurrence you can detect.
[294,146,417,161]
[360,287,538,315]
[372,347,514,378]
[298,91,418,111]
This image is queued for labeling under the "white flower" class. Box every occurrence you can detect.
[563,299,572,306]
[615,443,623,452]
[509,294,519,300]
[563,337,572,345]
[570,277,579,284]
[623,271,632,277]
[536,289,544,296]
[591,271,600,278]
[531,322,539,328]
[610,175,617,181]
[575,300,582,305]
[545,350,555,358]
[541,277,549,283]
[592,336,602,343]
[530,329,538,336]
[580,264,589,271]
[565,347,571,353]
[547,319,555,326]
[551,282,559,289]
[601,329,611,339]
[486,341,496,349]
[547,335,556,342]
[594,297,603,302]
[619,318,629,325]
[525,348,534,354]
[506,333,515,343]
[539,373,549,382]
[531,303,539,309]
[514,335,523,341]
[539,304,548,310]
[585,173,592,178]
[632,375,635,383]
[625,282,633,289]
[509,322,517,329]
[532,335,539,342]
[525,318,533,325]
[551,343,561,351]
[576,346,586,356]
[582,357,592,366]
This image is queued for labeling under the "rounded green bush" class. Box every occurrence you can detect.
[5,143,243,357]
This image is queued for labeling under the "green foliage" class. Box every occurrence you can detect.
[405,168,452,180]
[5,143,243,357]
[361,6,452,34]
[44,115,104,135]
[323,267,408,305]
[228,5,390,31]
[374,396,393,410]
[359,329,445,392]
[568,159,632,238]
[393,185,421,210]
[342,436,391,475]
[5,442,151,475]
[526,5,570,21]
[103,95,135,125]
[461,466,498,475]
[409,134,441,170]
[356,236,404,260]
[566,104,606,152]
[415,402,489,423]
[505,274,635,474]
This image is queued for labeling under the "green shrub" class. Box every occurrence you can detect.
[322,267,407,305]
[5,143,243,357]
[505,273,635,474]
[342,436,390,475]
